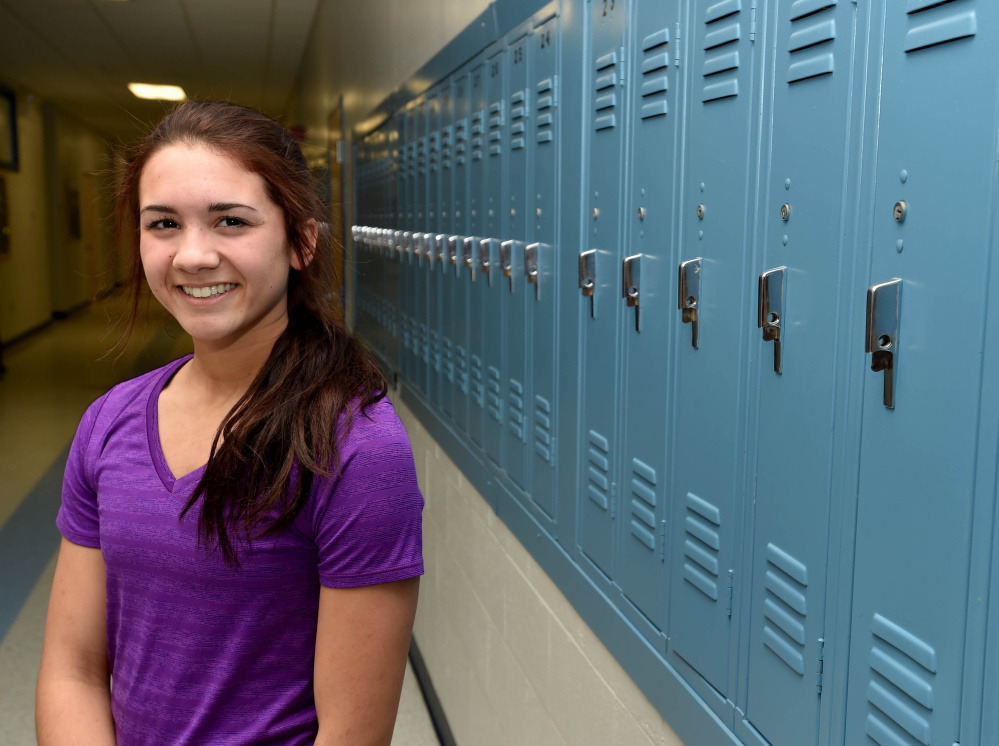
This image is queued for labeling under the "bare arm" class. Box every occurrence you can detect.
[313,577,420,746]
[36,538,115,746]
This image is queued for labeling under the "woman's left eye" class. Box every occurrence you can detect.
[219,216,248,228]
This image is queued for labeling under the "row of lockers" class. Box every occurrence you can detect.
[351,0,999,744]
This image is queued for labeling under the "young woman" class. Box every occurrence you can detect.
[35,101,423,745]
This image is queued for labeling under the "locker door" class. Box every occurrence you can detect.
[667,0,761,702]
[844,5,999,746]
[386,133,400,371]
[427,90,442,411]
[397,110,413,388]
[578,0,629,580]
[742,2,865,744]
[467,62,487,449]
[414,97,428,397]
[452,71,471,435]
[529,13,560,521]
[504,28,532,493]
[482,46,507,468]
[440,83,455,422]
[618,0,683,636]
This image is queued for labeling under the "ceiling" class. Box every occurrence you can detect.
[0,0,319,141]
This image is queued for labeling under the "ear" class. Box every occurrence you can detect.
[290,219,319,270]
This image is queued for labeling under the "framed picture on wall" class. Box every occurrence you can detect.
[0,85,17,171]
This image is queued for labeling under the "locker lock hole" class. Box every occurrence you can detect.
[767,312,779,325]
[686,296,696,307]
[878,334,892,349]
[780,204,791,221]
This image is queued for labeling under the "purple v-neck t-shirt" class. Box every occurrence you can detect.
[56,356,424,745]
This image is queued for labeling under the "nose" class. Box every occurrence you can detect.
[172,226,221,274]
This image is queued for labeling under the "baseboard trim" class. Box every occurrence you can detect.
[408,637,456,746]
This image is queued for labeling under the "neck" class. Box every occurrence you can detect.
[187,314,288,403]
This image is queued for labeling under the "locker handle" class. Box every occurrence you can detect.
[500,240,518,294]
[678,258,701,349]
[413,233,426,264]
[479,238,497,287]
[402,231,413,262]
[394,230,405,259]
[758,267,786,374]
[865,279,902,409]
[434,234,447,268]
[447,235,460,271]
[462,237,477,281]
[579,249,597,318]
[525,243,541,301]
[622,254,642,332]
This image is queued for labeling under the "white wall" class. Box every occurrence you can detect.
[0,89,51,341]
[397,396,685,746]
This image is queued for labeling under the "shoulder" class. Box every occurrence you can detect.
[340,396,409,452]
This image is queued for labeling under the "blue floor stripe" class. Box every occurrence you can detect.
[0,444,70,641]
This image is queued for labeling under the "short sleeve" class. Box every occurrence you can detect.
[312,400,424,588]
[56,395,108,548]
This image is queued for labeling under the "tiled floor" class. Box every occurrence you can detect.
[0,299,439,746]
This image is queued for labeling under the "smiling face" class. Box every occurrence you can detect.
[138,143,304,349]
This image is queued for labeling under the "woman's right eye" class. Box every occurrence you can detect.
[146,218,179,230]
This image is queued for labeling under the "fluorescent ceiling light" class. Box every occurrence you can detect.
[128,83,186,101]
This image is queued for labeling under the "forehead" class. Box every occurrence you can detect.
[139,143,268,203]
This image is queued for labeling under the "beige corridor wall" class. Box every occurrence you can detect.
[0,88,51,342]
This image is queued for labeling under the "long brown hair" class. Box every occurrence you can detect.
[114,100,386,566]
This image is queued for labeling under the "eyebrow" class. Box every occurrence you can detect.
[139,203,258,214]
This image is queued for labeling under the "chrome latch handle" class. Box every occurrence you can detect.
[435,234,446,268]
[758,267,786,374]
[579,249,597,318]
[448,235,460,273]
[866,278,902,409]
[500,240,516,294]
[525,243,540,301]
[678,258,702,348]
[479,239,497,286]
[394,230,405,259]
[623,254,642,332]
[462,237,477,280]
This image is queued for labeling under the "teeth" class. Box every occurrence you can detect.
[182,283,235,298]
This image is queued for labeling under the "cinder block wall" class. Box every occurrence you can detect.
[396,396,685,746]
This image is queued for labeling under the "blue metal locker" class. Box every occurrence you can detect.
[577,0,629,582]
[427,89,442,411]
[740,3,867,745]
[440,81,456,422]
[844,4,998,746]
[482,44,507,468]
[467,61,488,449]
[667,0,762,705]
[529,10,560,522]
[452,70,472,435]
[617,0,684,639]
[396,109,413,388]
[502,23,533,493]
[413,96,429,397]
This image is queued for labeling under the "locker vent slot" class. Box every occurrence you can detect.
[457,345,468,393]
[508,379,525,440]
[787,2,837,83]
[586,430,611,511]
[593,51,618,131]
[471,113,485,159]
[762,543,808,675]
[429,131,439,173]
[444,338,455,383]
[534,395,553,461]
[701,4,743,102]
[471,354,484,406]
[489,101,504,157]
[511,91,527,150]
[629,459,657,550]
[864,613,937,746]
[431,330,440,372]
[904,6,976,52]
[639,27,670,120]
[682,492,721,600]
[487,365,502,421]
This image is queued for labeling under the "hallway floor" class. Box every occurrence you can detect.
[0,299,438,746]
